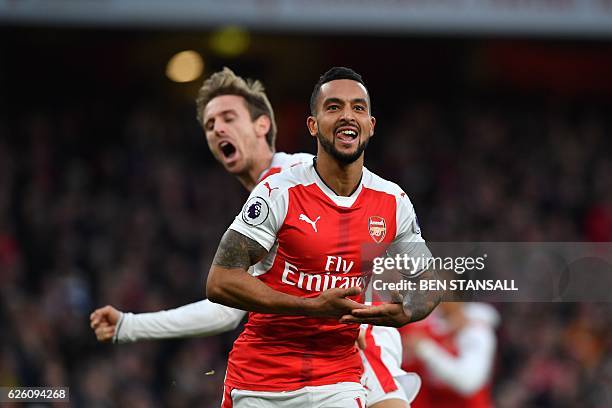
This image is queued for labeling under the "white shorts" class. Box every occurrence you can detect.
[222,382,366,408]
[361,325,421,405]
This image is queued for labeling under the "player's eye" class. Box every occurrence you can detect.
[327,104,340,111]
[205,120,214,131]
[354,105,366,112]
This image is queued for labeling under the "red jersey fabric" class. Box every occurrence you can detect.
[226,159,425,391]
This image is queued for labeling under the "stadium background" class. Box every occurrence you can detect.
[1,1,611,407]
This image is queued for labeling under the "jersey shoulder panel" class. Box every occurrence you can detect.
[259,152,314,182]
[257,160,314,195]
[229,163,315,251]
[363,168,413,204]
[271,152,314,170]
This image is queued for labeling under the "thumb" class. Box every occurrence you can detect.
[342,286,362,298]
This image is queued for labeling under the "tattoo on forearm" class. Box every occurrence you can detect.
[212,230,267,269]
[402,269,442,323]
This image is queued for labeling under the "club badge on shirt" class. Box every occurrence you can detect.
[368,216,386,243]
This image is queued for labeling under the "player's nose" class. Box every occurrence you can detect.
[339,105,356,122]
[213,121,228,137]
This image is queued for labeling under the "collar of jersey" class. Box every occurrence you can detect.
[310,157,365,208]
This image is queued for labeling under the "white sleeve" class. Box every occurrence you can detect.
[414,324,496,395]
[228,177,288,251]
[114,300,247,343]
[387,192,431,276]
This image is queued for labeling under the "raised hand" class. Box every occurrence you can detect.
[90,305,122,342]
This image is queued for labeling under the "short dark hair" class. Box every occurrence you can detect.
[309,67,369,115]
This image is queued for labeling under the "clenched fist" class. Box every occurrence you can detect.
[89,305,122,342]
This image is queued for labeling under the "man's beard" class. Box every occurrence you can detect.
[316,131,368,165]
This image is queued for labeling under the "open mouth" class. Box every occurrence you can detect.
[335,126,359,143]
[219,141,237,159]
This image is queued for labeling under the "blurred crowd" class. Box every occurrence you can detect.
[0,95,610,407]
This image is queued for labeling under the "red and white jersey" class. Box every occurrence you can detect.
[226,159,425,391]
[258,152,314,182]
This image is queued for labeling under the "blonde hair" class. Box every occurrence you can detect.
[196,67,277,151]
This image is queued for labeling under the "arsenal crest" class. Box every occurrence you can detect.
[368,216,386,243]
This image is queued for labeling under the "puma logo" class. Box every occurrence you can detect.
[264,182,278,197]
[299,213,321,232]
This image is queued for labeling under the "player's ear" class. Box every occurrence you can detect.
[254,115,271,139]
[369,116,376,137]
[307,116,318,138]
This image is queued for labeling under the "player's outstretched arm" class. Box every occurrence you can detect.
[89,300,247,343]
[207,229,366,318]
